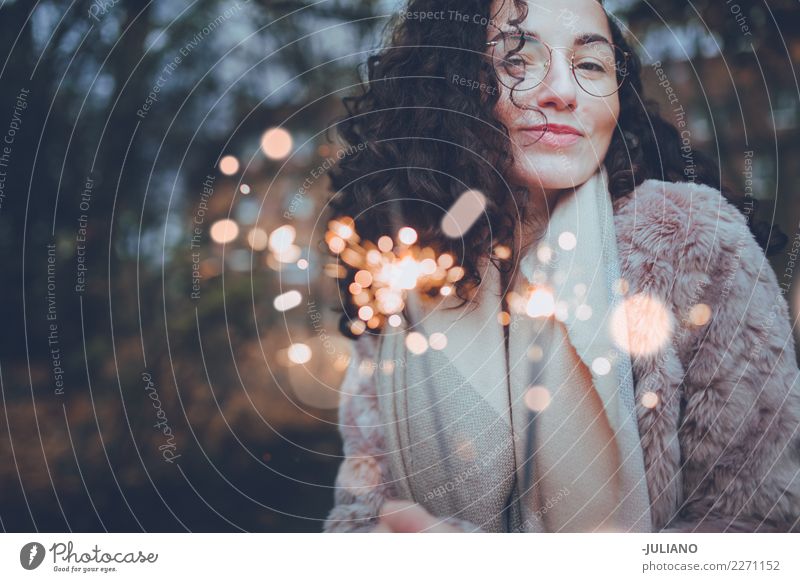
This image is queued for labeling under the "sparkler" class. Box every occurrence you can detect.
[324,216,467,335]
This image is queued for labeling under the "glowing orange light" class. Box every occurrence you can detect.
[330,217,355,240]
[287,343,312,364]
[558,231,577,251]
[324,219,471,331]
[442,189,487,238]
[247,227,269,251]
[524,385,551,412]
[537,245,553,263]
[641,391,659,409]
[261,127,293,160]
[420,258,437,275]
[525,287,555,318]
[447,266,465,282]
[324,264,347,279]
[353,291,370,307]
[333,354,350,372]
[429,332,448,350]
[528,345,544,362]
[275,245,301,264]
[378,236,394,253]
[274,290,302,312]
[438,253,454,269]
[354,270,373,288]
[405,332,428,355]
[610,293,673,356]
[613,278,630,296]
[376,288,404,314]
[398,227,418,245]
[210,219,239,244]
[494,245,511,260]
[592,357,612,376]
[575,304,592,321]
[328,236,346,254]
[269,225,296,253]
[688,303,712,326]
[219,155,239,175]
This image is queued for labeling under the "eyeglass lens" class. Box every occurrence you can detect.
[489,34,628,97]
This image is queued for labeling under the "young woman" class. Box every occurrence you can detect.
[322,0,800,532]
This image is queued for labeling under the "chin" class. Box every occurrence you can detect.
[515,157,595,191]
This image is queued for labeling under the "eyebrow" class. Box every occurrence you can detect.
[500,29,612,46]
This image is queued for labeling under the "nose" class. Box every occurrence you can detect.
[535,49,578,111]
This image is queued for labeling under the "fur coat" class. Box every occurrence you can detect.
[323,179,800,533]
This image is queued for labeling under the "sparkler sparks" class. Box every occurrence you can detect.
[324,217,466,334]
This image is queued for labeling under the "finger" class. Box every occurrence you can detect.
[379,500,439,532]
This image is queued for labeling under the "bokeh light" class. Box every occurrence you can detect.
[525,287,555,318]
[524,385,551,412]
[610,293,673,356]
[429,332,448,350]
[442,189,487,239]
[269,225,296,253]
[287,343,312,365]
[558,231,577,251]
[247,227,269,251]
[261,127,293,160]
[405,332,429,355]
[219,155,239,175]
[688,303,712,326]
[398,227,418,245]
[274,290,302,312]
[210,219,239,244]
[591,357,612,376]
[641,391,659,409]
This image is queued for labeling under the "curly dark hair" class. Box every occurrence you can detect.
[327,0,784,338]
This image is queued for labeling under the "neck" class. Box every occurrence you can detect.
[517,184,568,248]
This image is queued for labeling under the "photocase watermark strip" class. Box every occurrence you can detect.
[46,242,66,396]
[190,174,216,300]
[142,372,181,464]
[0,87,30,214]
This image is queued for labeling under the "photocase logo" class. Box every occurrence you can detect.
[20,542,46,570]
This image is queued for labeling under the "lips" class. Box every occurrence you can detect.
[520,123,583,148]
[526,123,582,135]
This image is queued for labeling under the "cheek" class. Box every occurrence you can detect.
[594,96,620,143]
[493,93,515,128]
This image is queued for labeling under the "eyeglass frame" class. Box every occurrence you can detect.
[484,32,631,98]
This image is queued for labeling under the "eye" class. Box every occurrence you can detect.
[505,55,526,67]
[575,59,607,74]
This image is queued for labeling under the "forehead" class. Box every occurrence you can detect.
[490,0,611,44]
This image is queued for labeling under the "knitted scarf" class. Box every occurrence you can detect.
[373,166,653,532]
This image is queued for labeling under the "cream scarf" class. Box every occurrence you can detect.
[374,167,653,532]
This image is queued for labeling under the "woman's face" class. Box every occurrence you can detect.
[489,0,620,198]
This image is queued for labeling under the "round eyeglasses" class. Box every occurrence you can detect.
[486,32,630,98]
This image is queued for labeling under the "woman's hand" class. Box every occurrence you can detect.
[374,499,463,533]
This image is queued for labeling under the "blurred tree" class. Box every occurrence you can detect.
[0,0,384,532]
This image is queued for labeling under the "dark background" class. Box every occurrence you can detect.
[0,0,798,532]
